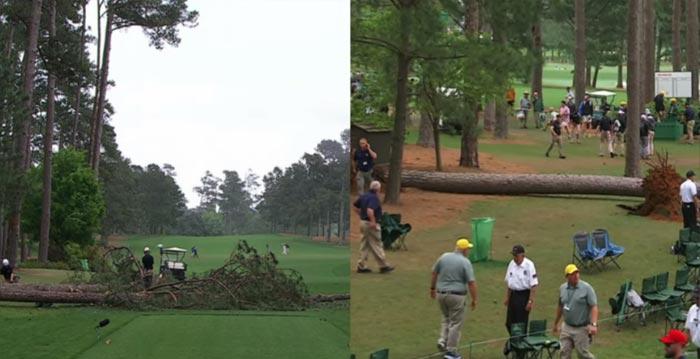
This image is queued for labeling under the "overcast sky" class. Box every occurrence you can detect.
[89,0,348,206]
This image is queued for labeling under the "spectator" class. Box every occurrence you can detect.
[654,91,666,121]
[553,264,598,359]
[660,329,689,359]
[685,289,700,358]
[559,100,572,142]
[142,247,154,289]
[566,87,575,100]
[354,180,394,274]
[645,109,657,154]
[282,243,290,255]
[578,95,594,138]
[640,114,652,160]
[353,138,377,194]
[533,91,545,129]
[684,102,696,145]
[507,87,516,114]
[519,92,531,129]
[680,170,699,229]
[669,98,680,122]
[430,238,478,359]
[568,97,581,144]
[598,110,614,158]
[545,113,566,159]
[191,246,198,258]
[1,258,16,283]
[613,109,626,157]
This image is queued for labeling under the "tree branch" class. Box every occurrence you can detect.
[352,35,401,54]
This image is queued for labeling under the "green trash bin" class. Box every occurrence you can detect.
[80,259,89,271]
[468,217,494,263]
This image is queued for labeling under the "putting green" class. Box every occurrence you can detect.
[75,313,349,358]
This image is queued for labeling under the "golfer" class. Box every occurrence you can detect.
[680,170,699,228]
[553,264,598,359]
[142,247,154,289]
[503,245,538,358]
[353,138,377,194]
[684,288,700,358]
[660,329,689,359]
[1,258,15,283]
[430,238,478,359]
[354,180,394,274]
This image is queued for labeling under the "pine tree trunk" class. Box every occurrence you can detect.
[39,0,57,263]
[644,1,656,101]
[90,11,114,175]
[574,0,586,105]
[459,109,479,168]
[89,0,102,166]
[626,0,643,178]
[431,114,443,171]
[417,112,435,148]
[586,64,592,87]
[592,64,600,88]
[71,0,88,148]
[617,41,624,88]
[531,14,543,97]
[484,100,496,131]
[326,210,331,242]
[673,0,683,71]
[338,197,345,241]
[385,3,412,204]
[687,0,699,101]
[8,0,43,267]
[495,100,508,139]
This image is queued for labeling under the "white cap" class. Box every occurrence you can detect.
[144,247,150,252]
[644,109,652,114]
[2,259,8,266]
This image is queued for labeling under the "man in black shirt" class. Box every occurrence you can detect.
[354,180,395,274]
[142,247,154,289]
[546,114,566,159]
[1,258,15,283]
[654,91,666,121]
[598,111,614,158]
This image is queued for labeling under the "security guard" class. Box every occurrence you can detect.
[554,264,598,359]
[503,245,538,357]
[681,170,699,228]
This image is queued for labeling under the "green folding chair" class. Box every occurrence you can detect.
[509,323,538,359]
[641,276,670,312]
[369,349,389,359]
[525,319,560,359]
[380,213,411,251]
[685,243,700,283]
[656,272,685,299]
[664,296,688,333]
[675,268,696,302]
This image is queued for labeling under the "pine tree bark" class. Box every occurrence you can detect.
[7,0,43,267]
[484,101,496,131]
[494,27,509,140]
[644,0,656,101]
[530,16,543,98]
[39,0,57,263]
[625,0,643,178]
[672,0,683,71]
[417,112,435,148]
[459,0,480,168]
[71,0,88,148]
[592,64,600,88]
[385,2,412,204]
[687,0,699,101]
[574,0,586,105]
[617,40,624,88]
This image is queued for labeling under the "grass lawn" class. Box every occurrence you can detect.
[350,196,690,358]
[405,118,700,177]
[2,234,349,358]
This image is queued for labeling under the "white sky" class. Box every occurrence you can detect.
[88,0,348,206]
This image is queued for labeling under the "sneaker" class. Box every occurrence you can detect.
[356,267,372,273]
[437,340,447,353]
[559,155,566,159]
[610,152,615,158]
[380,265,396,274]
[444,352,462,359]
[503,342,511,356]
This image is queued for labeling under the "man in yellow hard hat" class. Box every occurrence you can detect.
[554,264,598,359]
[669,98,680,122]
[430,238,478,359]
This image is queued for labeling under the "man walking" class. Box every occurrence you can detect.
[519,92,531,129]
[354,180,394,274]
[431,238,478,359]
[684,289,700,358]
[533,91,545,129]
[684,102,696,145]
[598,111,614,158]
[353,138,377,194]
[545,113,566,159]
[680,170,699,228]
[142,247,154,289]
[503,245,538,358]
[553,264,598,359]
[613,109,626,157]
[660,329,689,359]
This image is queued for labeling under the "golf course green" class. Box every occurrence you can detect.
[0,234,349,358]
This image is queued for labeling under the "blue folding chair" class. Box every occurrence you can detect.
[591,229,624,269]
[572,232,605,271]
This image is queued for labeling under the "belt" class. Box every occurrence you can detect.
[437,291,466,296]
[565,322,589,328]
[510,289,531,294]
[683,202,695,205]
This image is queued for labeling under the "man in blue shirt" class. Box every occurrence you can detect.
[354,180,394,274]
[353,138,377,194]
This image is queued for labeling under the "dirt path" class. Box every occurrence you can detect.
[402,144,537,174]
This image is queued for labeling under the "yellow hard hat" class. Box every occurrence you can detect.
[456,238,474,249]
[671,98,677,102]
[564,264,579,276]
[661,91,667,96]
[620,101,627,106]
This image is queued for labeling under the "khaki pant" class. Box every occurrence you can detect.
[687,120,696,144]
[357,221,387,270]
[438,293,466,353]
[546,136,563,157]
[356,169,373,194]
[560,323,595,359]
[614,132,625,155]
[598,131,612,155]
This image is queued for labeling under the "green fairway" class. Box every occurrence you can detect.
[2,234,349,358]
[350,196,690,358]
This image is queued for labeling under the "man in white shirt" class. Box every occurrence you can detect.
[503,245,538,357]
[680,170,699,228]
[684,290,700,357]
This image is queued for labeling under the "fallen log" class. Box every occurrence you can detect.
[307,294,350,302]
[7,284,106,293]
[0,288,106,303]
[399,170,644,197]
